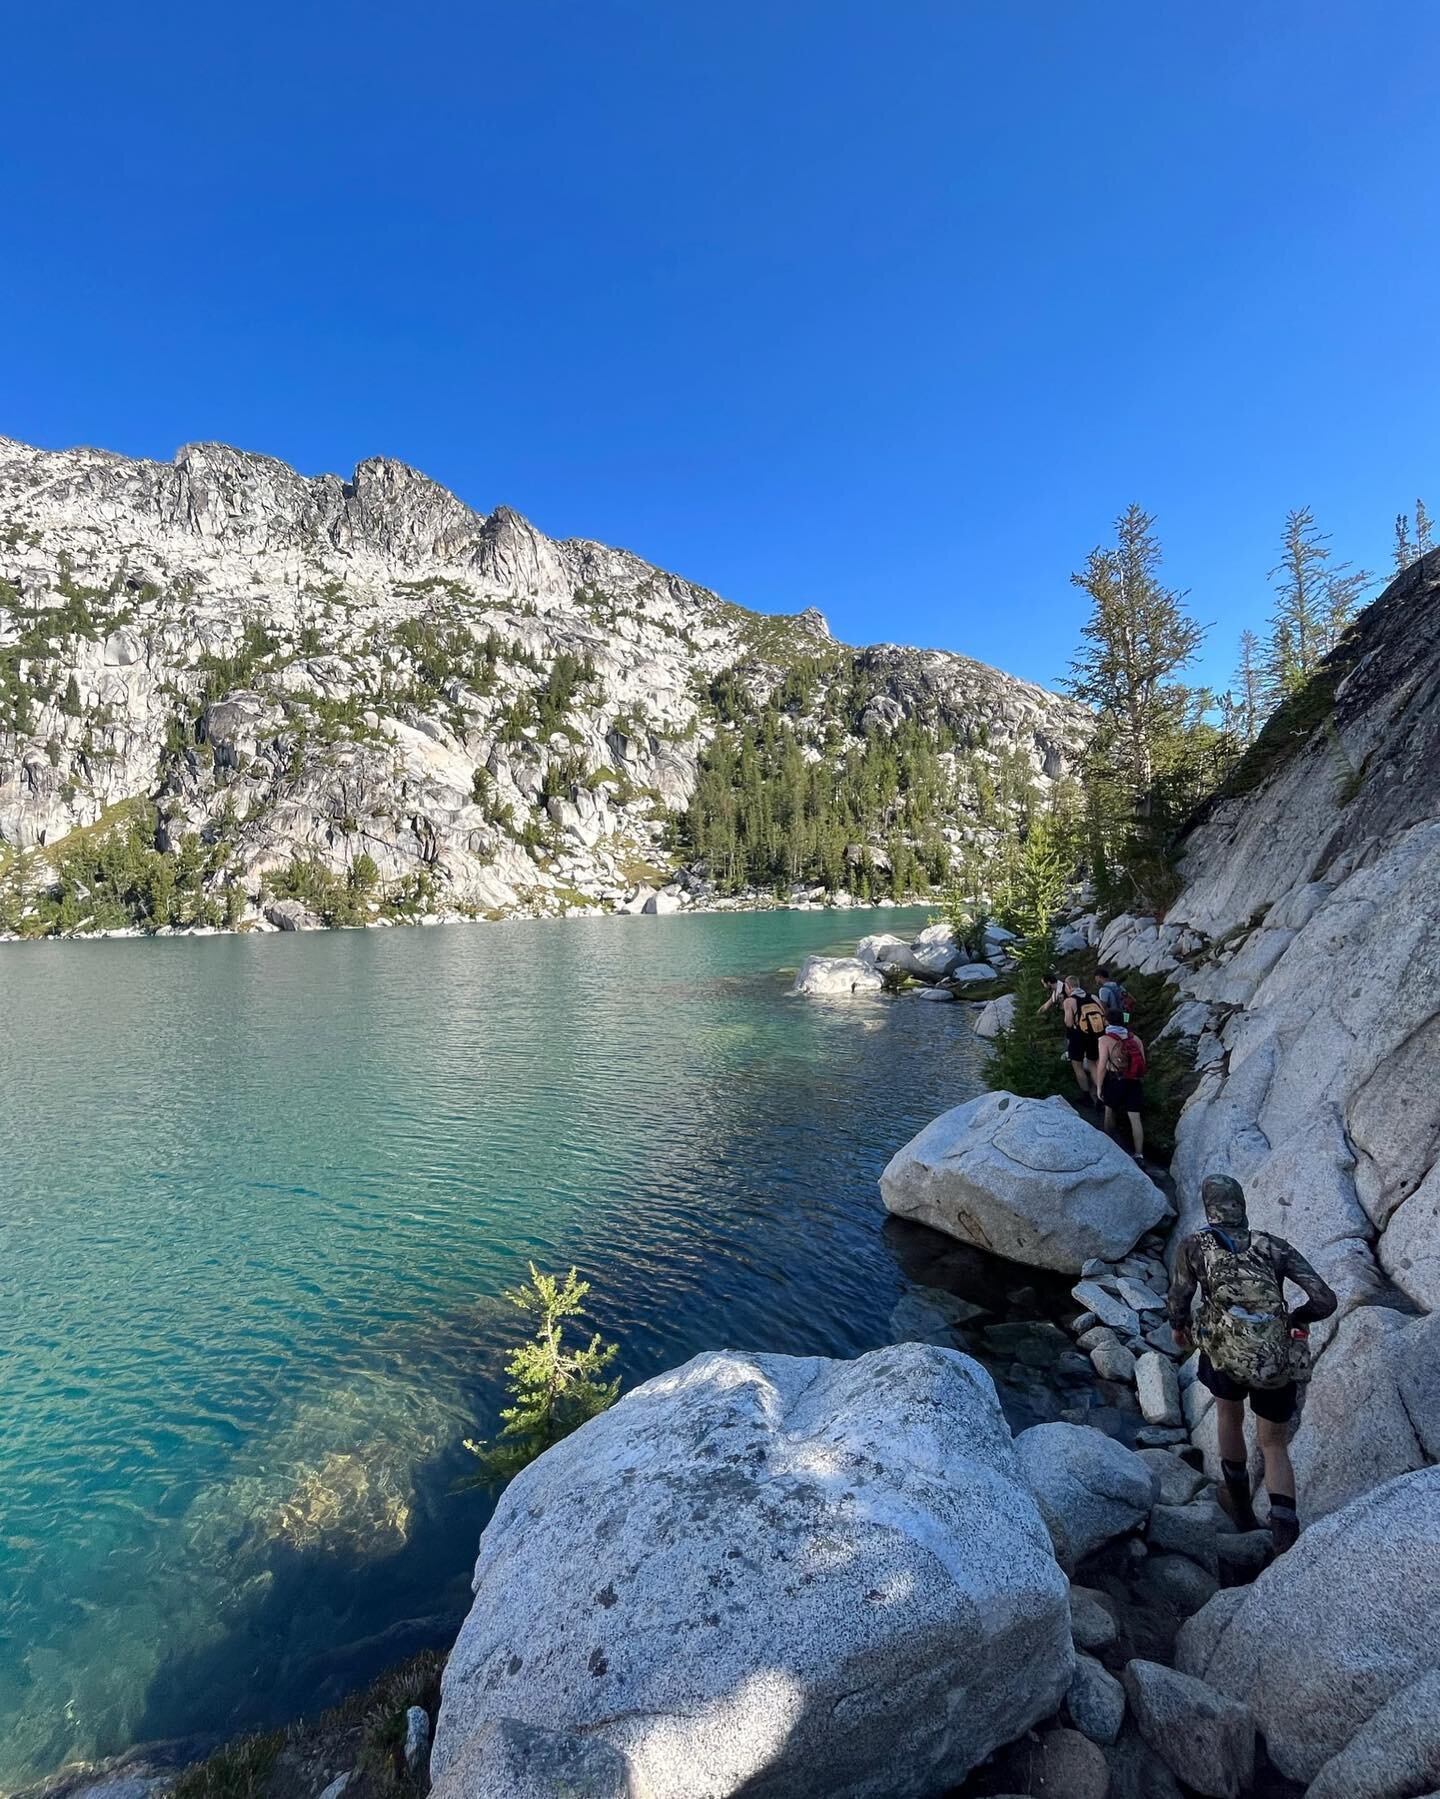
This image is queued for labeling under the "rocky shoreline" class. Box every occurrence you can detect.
[0,886,932,946]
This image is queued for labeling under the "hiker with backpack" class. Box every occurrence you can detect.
[1095,965,1133,1023]
[1095,1004,1146,1163]
[1061,975,1108,1106]
[1168,1173,1337,1554]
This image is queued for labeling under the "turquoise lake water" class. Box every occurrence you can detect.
[0,905,1002,1789]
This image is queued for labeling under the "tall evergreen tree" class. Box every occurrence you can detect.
[1417,497,1434,558]
[986,811,1071,1097]
[1264,508,1370,705]
[1065,506,1208,906]
[1066,506,1206,808]
[1231,629,1263,745]
[1394,512,1415,572]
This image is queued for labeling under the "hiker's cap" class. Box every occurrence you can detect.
[1201,1173,1248,1228]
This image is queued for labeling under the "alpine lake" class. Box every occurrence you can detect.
[0,906,1080,1790]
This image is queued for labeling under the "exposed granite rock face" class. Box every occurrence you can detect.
[0,435,1083,932]
[432,1343,1072,1799]
[1097,554,1440,1519]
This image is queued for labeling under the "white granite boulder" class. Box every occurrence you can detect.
[1288,1306,1440,1522]
[1176,1466,1440,1788]
[880,1092,1167,1274]
[1015,1421,1158,1570]
[907,922,963,977]
[433,1344,1073,1799]
[854,932,914,970]
[972,993,1017,1039]
[790,954,886,998]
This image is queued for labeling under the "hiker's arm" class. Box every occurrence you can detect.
[1277,1243,1338,1327]
[1166,1240,1198,1341]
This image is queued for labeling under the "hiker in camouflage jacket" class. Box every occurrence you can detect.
[1168,1173,1336,1554]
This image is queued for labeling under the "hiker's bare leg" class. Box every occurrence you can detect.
[1070,1059,1092,1099]
[1215,1397,1248,1466]
[1257,1415,1296,1503]
[1129,1110,1144,1158]
[1103,1104,1116,1136]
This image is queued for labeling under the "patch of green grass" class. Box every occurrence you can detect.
[353,1654,445,1794]
[170,1732,284,1799]
[167,1651,446,1799]
[1213,657,1348,803]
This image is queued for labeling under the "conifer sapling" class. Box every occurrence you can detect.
[458,1266,620,1489]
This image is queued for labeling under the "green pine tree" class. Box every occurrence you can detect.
[1231,629,1263,745]
[1065,506,1208,908]
[1394,511,1414,572]
[986,811,1071,1097]
[1264,507,1370,706]
[457,1266,620,1489]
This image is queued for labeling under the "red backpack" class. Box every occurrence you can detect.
[1110,1029,1146,1079]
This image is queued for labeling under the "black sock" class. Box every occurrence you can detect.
[1223,1460,1257,1524]
[1268,1492,1297,1518]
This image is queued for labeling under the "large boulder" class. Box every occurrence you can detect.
[790,954,885,998]
[908,923,963,977]
[1176,1466,1440,1787]
[854,932,914,970]
[880,1092,1167,1274]
[433,1345,1073,1799]
[1122,1661,1254,1799]
[1304,1669,1440,1799]
[1015,1421,1158,1570]
[1287,1306,1440,1522]
[972,993,1016,1040]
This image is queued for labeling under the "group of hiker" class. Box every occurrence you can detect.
[1038,965,1147,1162]
[1036,963,1338,1556]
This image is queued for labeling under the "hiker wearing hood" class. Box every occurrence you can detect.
[1167,1173,1336,1554]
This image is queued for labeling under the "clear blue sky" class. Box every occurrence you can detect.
[4,2,1437,692]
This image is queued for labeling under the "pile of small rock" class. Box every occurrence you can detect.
[1067,1247,1189,1445]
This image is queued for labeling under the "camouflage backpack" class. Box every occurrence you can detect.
[1194,1228,1312,1389]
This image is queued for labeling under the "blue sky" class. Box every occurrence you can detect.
[4,2,1437,692]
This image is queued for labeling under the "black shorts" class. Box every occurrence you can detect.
[1102,1072,1144,1113]
[1198,1353,1297,1423]
[1066,1029,1098,1063]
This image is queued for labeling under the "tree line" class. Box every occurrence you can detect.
[1059,493,1430,916]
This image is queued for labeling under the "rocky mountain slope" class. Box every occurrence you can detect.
[0,437,1083,933]
[1096,547,1440,1520]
